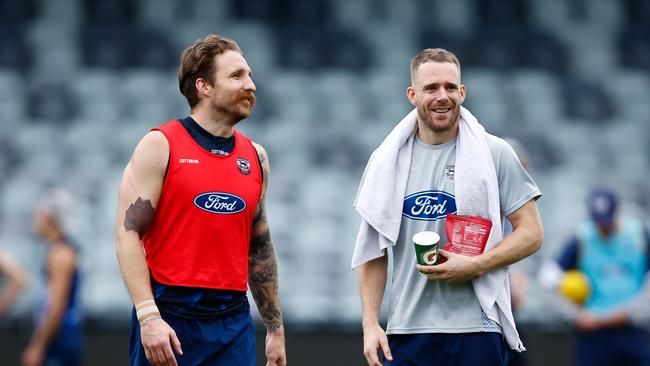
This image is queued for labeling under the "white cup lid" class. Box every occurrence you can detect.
[412,231,440,246]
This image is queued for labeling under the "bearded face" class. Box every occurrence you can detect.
[206,50,257,124]
[408,61,465,137]
[210,84,256,121]
[415,92,461,133]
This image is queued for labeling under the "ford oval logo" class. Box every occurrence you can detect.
[194,192,246,214]
[402,190,456,221]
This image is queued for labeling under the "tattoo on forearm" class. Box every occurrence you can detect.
[250,149,281,332]
[249,224,283,332]
[124,197,155,239]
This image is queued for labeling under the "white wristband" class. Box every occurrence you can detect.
[135,299,160,322]
[135,299,156,309]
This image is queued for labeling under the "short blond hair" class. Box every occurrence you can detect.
[410,48,461,81]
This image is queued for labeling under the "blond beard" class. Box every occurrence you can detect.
[417,105,460,133]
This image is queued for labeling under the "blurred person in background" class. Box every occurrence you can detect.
[540,188,650,366]
[23,188,82,366]
[0,246,27,316]
[352,48,543,366]
[116,34,286,366]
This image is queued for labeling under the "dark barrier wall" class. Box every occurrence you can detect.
[0,325,577,366]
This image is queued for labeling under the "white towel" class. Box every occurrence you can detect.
[352,106,524,351]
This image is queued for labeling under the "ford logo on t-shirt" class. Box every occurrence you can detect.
[194,192,246,214]
[402,190,457,221]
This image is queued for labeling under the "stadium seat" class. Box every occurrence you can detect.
[562,78,616,122]
[127,28,177,70]
[83,0,135,26]
[80,26,130,70]
[26,82,77,123]
[619,26,650,71]
[0,0,37,26]
[0,27,31,72]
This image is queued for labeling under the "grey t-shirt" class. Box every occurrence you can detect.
[387,134,541,335]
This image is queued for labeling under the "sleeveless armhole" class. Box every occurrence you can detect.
[254,146,264,185]
[151,122,177,185]
[239,132,264,193]
[164,153,170,181]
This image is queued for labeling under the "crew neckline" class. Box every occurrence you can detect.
[414,135,457,150]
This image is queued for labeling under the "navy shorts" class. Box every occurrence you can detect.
[129,308,256,366]
[384,332,510,366]
[576,327,650,366]
[44,327,83,366]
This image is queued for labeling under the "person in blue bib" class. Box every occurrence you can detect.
[554,188,650,366]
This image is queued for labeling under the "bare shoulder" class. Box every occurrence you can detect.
[129,130,169,174]
[139,130,168,148]
[252,142,270,169]
[252,142,268,160]
[48,243,77,271]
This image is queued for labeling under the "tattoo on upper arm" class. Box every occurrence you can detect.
[252,200,267,227]
[250,228,272,261]
[257,150,268,188]
[253,148,269,227]
[124,197,155,239]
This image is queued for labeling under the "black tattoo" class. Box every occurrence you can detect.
[257,150,266,165]
[250,230,273,261]
[249,260,276,287]
[249,222,283,332]
[124,197,155,239]
[249,260,282,332]
[249,148,282,332]
[252,201,267,228]
[257,150,268,190]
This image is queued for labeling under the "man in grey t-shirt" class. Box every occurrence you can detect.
[357,48,543,366]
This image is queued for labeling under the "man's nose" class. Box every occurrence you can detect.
[244,76,256,92]
[433,87,449,101]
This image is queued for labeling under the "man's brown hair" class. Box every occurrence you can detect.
[178,34,242,108]
[410,48,461,82]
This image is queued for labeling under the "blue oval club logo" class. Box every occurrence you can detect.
[194,192,246,214]
[402,190,457,221]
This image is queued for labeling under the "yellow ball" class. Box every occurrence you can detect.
[559,270,591,305]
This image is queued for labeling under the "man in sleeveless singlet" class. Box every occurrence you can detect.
[23,189,82,366]
[116,34,286,366]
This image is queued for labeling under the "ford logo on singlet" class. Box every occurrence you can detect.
[402,190,457,221]
[194,192,246,214]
